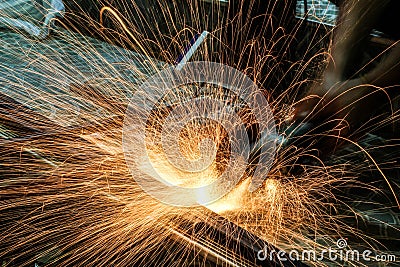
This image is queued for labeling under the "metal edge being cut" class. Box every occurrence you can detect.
[122,61,277,207]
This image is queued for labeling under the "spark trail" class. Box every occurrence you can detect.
[0,1,399,266]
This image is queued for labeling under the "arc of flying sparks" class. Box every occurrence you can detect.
[324,133,400,208]
[99,6,158,70]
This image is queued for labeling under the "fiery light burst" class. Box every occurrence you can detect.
[0,0,399,266]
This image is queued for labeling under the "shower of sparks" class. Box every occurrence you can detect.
[0,0,399,266]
